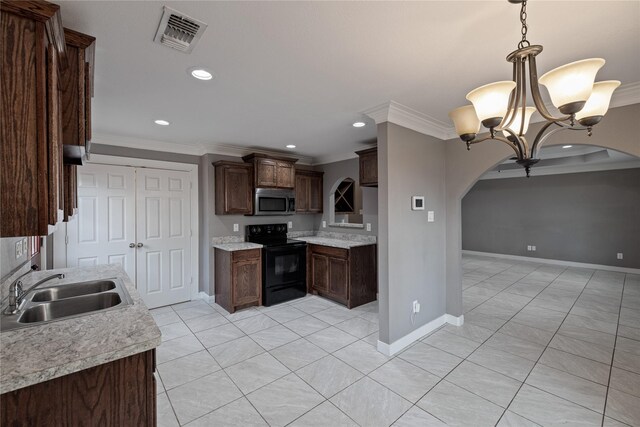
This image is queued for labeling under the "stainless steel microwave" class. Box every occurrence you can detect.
[254,188,295,215]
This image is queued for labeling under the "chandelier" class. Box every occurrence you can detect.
[449,0,620,177]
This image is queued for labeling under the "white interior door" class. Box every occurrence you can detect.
[136,168,192,308]
[68,164,136,278]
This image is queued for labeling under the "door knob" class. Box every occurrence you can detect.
[129,243,135,248]
[137,243,144,248]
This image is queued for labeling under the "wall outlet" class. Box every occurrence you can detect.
[322,221,326,228]
[617,252,624,260]
[412,300,420,314]
[15,240,23,259]
[22,238,28,255]
[287,221,293,229]
[366,223,371,232]
[531,246,536,251]
[527,245,532,251]
[427,211,434,222]
[233,224,239,232]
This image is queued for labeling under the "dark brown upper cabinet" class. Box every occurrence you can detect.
[1,1,67,237]
[295,170,323,214]
[242,153,297,189]
[61,27,95,156]
[213,161,253,215]
[356,147,378,187]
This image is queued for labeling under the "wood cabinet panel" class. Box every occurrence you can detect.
[356,147,377,187]
[46,43,61,225]
[328,257,348,301]
[214,161,253,215]
[256,159,277,187]
[215,248,262,313]
[276,161,295,188]
[311,253,329,292]
[1,350,156,427]
[295,170,323,214]
[233,260,261,306]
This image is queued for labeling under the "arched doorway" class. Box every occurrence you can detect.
[445,104,640,318]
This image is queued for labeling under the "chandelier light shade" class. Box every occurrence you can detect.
[502,106,536,137]
[448,105,481,141]
[538,58,606,114]
[466,81,517,128]
[575,80,621,125]
[449,0,620,177]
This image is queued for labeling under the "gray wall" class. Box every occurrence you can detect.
[462,168,640,268]
[315,158,378,236]
[378,123,447,345]
[0,237,31,282]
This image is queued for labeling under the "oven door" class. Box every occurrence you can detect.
[263,244,306,287]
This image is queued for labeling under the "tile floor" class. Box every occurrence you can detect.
[152,255,640,426]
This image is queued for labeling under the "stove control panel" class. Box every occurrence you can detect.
[246,224,288,238]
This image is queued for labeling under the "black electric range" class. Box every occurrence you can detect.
[246,224,307,306]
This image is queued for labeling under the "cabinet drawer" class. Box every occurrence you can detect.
[232,249,261,262]
[309,244,348,259]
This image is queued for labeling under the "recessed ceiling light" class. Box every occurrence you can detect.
[352,122,366,128]
[286,144,296,149]
[154,119,170,126]
[562,145,573,148]
[190,68,213,81]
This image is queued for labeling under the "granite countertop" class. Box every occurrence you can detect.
[212,242,263,251]
[0,265,161,394]
[295,236,375,249]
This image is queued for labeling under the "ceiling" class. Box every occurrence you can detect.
[59,1,640,163]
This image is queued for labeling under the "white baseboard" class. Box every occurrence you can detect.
[197,292,215,303]
[462,250,640,274]
[377,313,465,356]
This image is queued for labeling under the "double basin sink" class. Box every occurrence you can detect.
[1,278,133,332]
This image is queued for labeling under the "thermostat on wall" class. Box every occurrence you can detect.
[411,196,425,210]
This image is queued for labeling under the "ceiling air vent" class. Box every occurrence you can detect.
[153,6,208,54]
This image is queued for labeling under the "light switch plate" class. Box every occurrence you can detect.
[288,221,293,229]
[322,221,326,228]
[366,223,371,232]
[531,246,536,251]
[23,238,28,255]
[15,240,22,259]
[427,211,434,222]
[617,253,623,260]
[233,224,239,232]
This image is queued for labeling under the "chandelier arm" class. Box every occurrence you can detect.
[530,121,563,158]
[519,59,527,136]
[499,128,526,160]
[499,61,520,131]
[468,133,523,160]
[528,54,571,123]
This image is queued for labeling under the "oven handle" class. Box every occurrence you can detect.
[264,244,307,255]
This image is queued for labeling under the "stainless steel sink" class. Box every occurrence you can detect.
[1,277,133,331]
[19,293,123,323]
[31,280,116,302]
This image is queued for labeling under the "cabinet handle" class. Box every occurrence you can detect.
[137,243,144,248]
[129,243,135,248]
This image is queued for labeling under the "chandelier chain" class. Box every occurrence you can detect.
[518,0,530,49]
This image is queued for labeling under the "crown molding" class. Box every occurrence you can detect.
[202,142,314,165]
[91,133,207,156]
[362,100,452,140]
[610,81,640,109]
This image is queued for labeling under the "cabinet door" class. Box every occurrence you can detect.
[295,174,309,212]
[61,45,85,147]
[276,162,295,188]
[308,175,323,213]
[311,253,329,292]
[233,259,261,306]
[224,166,252,214]
[256,159,277,187]
[328,257,348,300]
[359,151,377,187]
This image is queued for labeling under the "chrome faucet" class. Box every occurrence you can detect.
[3,265,38,314]
[4,270,65,315]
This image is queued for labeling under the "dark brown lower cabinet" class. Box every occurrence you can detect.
[1,350,156,427]
[215,248,262,313]
[308,244,377,309]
